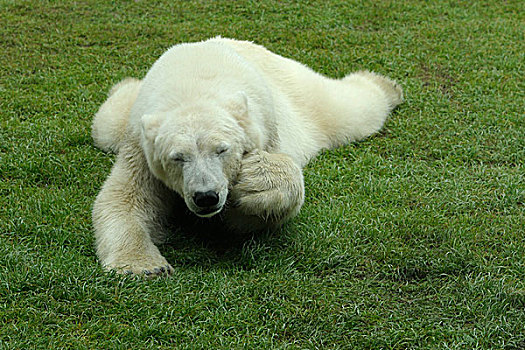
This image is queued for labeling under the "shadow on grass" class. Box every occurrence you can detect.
[158,206,293,270]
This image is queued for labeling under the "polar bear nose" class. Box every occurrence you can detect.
[193,191,219,208]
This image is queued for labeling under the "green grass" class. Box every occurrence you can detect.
[1,0,524,348]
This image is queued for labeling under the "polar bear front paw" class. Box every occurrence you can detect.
[103,254,173,278]
[231,150,305,223]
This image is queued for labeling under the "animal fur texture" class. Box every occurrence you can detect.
[92,37,403,276]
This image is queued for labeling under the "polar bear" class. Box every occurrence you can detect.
[92,37,403,276]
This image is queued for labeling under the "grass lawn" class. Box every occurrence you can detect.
[1,0,523,348]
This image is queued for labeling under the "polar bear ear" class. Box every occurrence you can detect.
[141,113,164,141]
[227,91,252,132]
[230,91,248,112]
[226,91,262,150]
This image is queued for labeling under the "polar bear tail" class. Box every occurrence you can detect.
[92,78,141,153]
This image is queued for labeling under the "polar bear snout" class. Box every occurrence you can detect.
[191,190,225,218]
[179,156,231,218]
[193,190,219,208]
[185,187,228,218]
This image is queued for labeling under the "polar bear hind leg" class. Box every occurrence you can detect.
[310,71,403,151]
[329,71,403,146]
[346,71,404,111]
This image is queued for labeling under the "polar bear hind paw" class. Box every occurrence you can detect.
[349,71,404,109]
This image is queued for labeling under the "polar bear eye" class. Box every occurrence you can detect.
[216,144,230,156]
[171,152,186,163]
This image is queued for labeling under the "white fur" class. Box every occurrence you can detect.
[92,37,403,276]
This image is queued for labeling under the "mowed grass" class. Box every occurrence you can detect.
[1,0,523,348]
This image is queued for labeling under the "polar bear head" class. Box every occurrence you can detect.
[139,93,257,218]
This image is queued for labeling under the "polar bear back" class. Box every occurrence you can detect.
[126,37,395,168]
[216,38,396,166]
[127,40,276,148]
